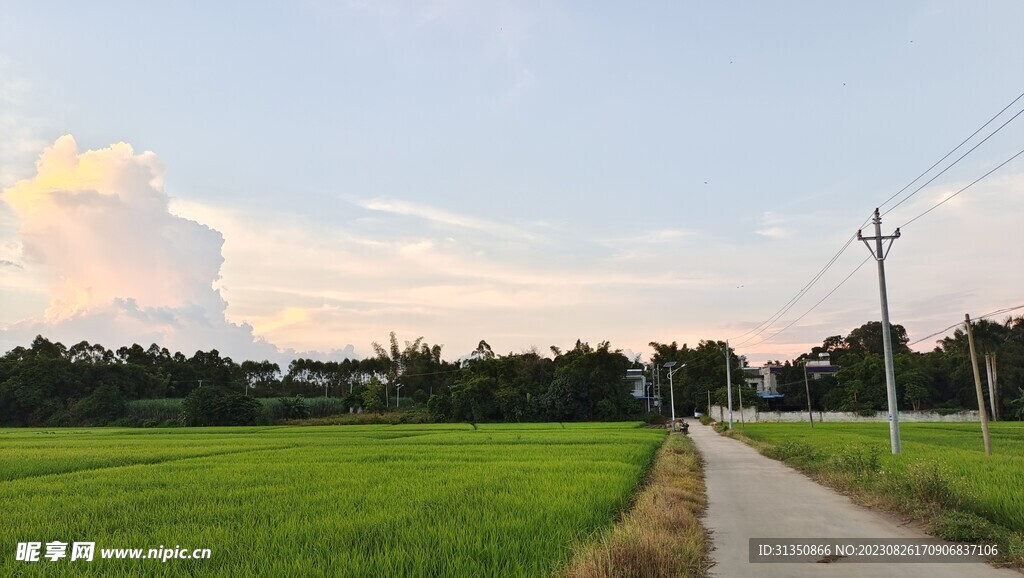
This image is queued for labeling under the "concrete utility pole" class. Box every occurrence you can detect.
[857,208,902,454]
[985,354,997,420]
[964,314,993,455]
[992,353,999,421]
[802,360,814,428]
[655,364,662,415]
[725,340,734,429]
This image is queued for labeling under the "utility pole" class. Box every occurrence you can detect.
[655,364,662,415]
[985,353,996,420]
[857,208,902,454]
[725,340,734,429]
[802,360,814,428]
[992,353,999,421]
[707,389,712,416]
[737,380,745,426]
[965,314,992,455]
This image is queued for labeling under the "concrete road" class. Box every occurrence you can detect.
[686,419,1020,577]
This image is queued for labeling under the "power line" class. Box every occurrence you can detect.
[741,254,876,348]
[882,107,1024,218]
[733,90,1024,349]
[899,146,1024,228]
[878,90,1024,215]
[908,303,1024,347]
[732,226,866,346]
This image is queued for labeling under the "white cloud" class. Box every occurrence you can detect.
[356,197,539,241]
[0,136,339,363]
[754,211,790,239]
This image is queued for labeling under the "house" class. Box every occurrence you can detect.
[805,352,838,379]
[625,368,660,412]
[756,363,785,399]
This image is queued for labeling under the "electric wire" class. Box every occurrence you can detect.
[882,106,1024,218]
[899,146,1024,229]
[735,90,1024,349]
[908,304,1024,347]
[877,90,1024,215]
[731,227,865,346]
[741,256,876,348]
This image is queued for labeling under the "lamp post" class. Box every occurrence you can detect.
[663,362,686,431]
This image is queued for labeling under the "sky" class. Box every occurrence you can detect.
[2,1,1023,366]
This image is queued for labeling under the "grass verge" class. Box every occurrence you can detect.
[722,425,1024,568]
[561,432,710,578]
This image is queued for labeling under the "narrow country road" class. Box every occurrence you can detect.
[686,419,1020,577]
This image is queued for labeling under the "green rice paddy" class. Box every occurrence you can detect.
[1,423,665,576]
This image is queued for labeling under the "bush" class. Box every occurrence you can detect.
[181,386,263,426]
[832,446,881,482]
[427,394,452,422]
[277,396,310,420]
[63,383,126,425]
[699,415,713,426]
[643,412,666,426]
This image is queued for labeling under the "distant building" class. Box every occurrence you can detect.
[625,368,660,412]
[805,352,838,379]
[743,366,763,390]
[757,363,785,399]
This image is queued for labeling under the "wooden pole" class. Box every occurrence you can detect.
[964,314,992,455]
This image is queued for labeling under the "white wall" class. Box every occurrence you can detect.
[710,405,982,423]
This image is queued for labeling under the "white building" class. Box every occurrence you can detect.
[625,368,660,412]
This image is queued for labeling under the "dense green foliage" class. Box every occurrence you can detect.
[180,387,263,426]
[768,317,1024,417]
[735,422,1024,561]
[0,423,665,576]
[0,335,651,426]
[4,316,1022,426]
[648,338,756,417]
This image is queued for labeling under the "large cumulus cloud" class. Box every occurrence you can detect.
[0,135,291,360]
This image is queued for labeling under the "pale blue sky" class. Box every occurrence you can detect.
[2,1,1023,363]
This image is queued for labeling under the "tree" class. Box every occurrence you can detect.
[181,386,262,426]
[241,360,281,395]
[362,377,385,413]
[538,341,633,421]
[844,321,910,357]
[1008,387,1024,421]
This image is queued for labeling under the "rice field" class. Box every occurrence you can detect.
[733,422,1024,541]
[1,423,665,576]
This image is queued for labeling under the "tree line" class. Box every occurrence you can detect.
[2,318,1022,427]
[766,318,1024,419]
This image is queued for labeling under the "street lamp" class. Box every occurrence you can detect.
[663,361,686,431]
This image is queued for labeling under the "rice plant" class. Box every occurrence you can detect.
[0,423,665,576]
